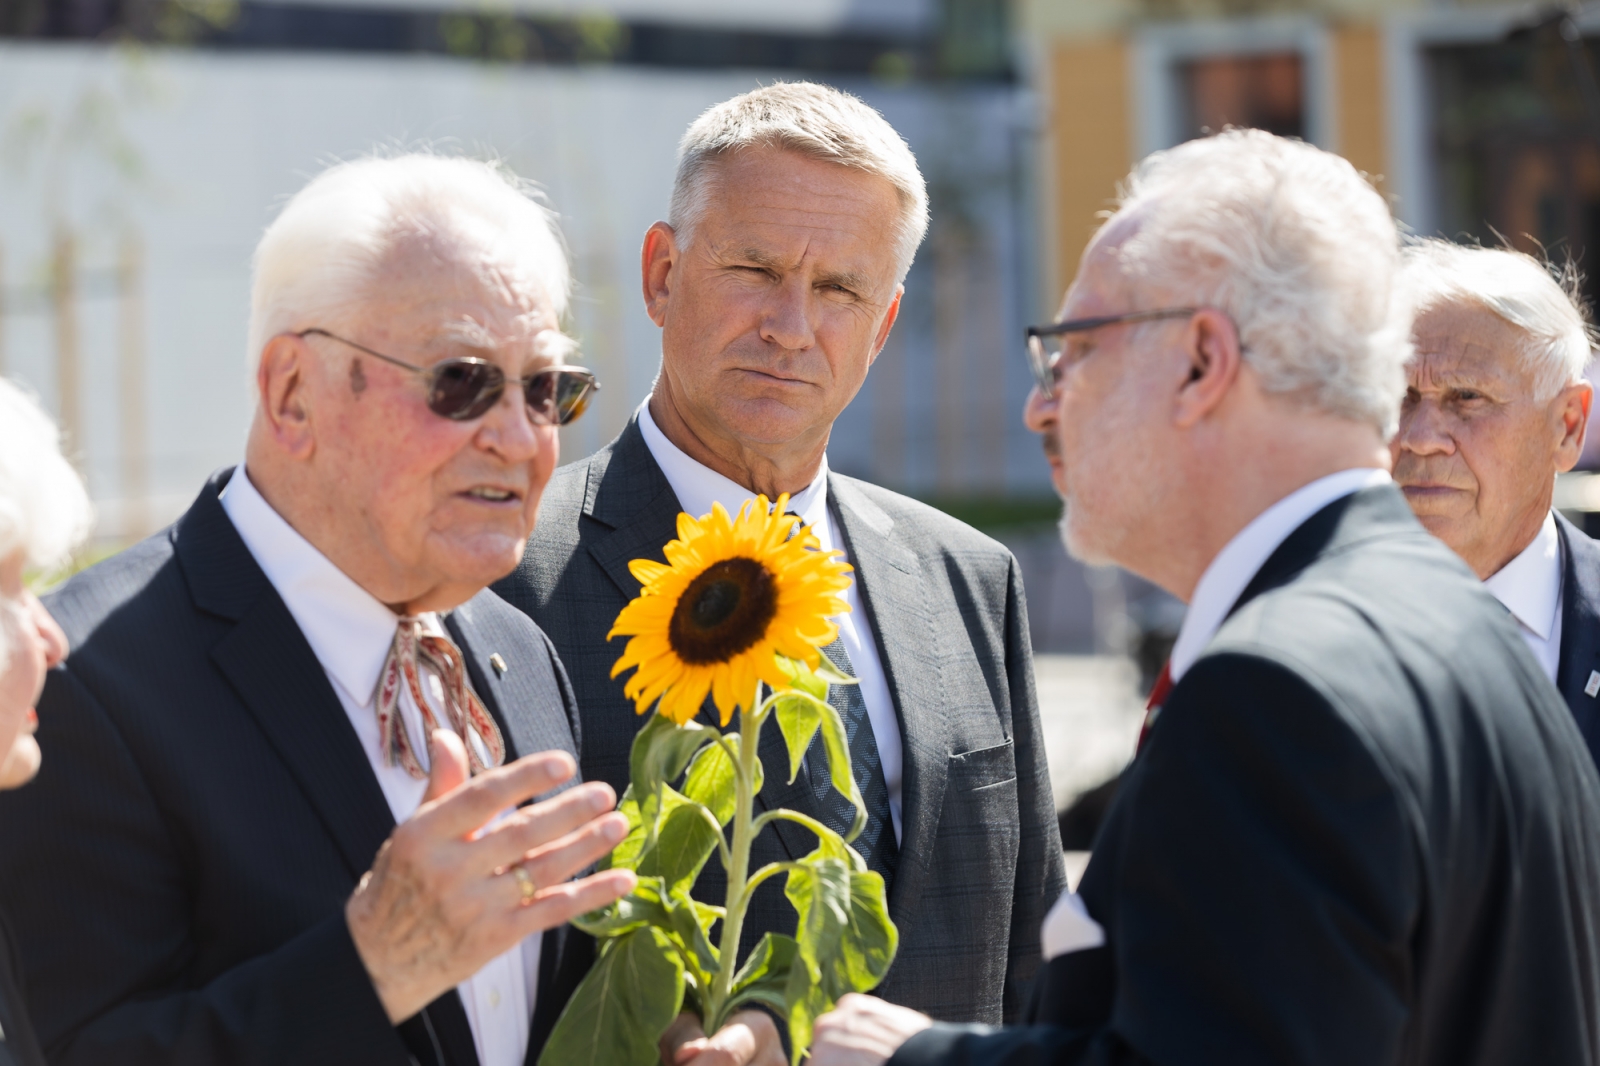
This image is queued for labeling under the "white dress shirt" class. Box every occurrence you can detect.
[637,401,904,841]
[1169,468,1394,682]
[1483,511,1564,683]
[1040,466,1391,963]
[220,467,538,1066]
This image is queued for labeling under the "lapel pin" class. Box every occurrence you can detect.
[490,653,508,678]
[1586,671,1600,698]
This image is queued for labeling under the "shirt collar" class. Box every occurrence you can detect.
[1169,468,1393,682]
[1483,510,1563,641]
[636,400,831,533]
[219,466,409,706]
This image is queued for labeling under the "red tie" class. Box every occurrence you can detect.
[1136,660,1173,753]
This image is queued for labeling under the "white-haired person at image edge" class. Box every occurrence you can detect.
[0,154,634,1066]
[0,377,92,1066]
[802,129,1600,1066]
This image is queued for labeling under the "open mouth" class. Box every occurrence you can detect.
[465,487,520,503]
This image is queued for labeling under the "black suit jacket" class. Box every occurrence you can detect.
[0,911,44,1066]
[493,419,1066,1024]
[0,470,592,1066]
[1555,511,1600,770]
[894,486,1600,1066]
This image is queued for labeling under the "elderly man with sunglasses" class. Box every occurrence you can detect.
[802,130,1600,1066]
[0,155,632,1066]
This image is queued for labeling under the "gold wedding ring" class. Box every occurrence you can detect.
[511,863,538,907]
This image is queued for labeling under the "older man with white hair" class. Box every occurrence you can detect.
[803,129,1600,1066]
[0,377,91,1066]
[493,81,1064,1063]
[0,155,635,1066]
[1390,241,1600,769]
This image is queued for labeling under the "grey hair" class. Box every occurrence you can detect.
[0,377,91,661]
[1401,238,1595,400]
[1110,129,1411,436]
[668,81,930,283]
[248,153,576,370]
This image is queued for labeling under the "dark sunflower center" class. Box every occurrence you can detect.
[668,557,779,665]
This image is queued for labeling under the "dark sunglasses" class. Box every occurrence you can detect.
[1025,307,1197,399]
[297,328,599,425]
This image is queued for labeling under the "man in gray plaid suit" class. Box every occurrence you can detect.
[493,82,1066,1064]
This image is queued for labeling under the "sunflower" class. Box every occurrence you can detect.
[608,493,853,726]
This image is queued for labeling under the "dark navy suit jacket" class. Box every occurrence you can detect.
[1556,511,1600,769]
[895,488,1600,1066]
[0,470,591,1066]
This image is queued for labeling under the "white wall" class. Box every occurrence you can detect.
[0,43,1045,539]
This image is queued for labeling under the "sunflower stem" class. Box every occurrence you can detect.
[705,682,765,1034]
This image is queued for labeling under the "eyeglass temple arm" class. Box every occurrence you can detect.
[1027,307,1199,339]
[295,329,426,375]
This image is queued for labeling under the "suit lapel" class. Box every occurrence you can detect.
[582,418,686,603]
[181,471,484,1066]
[828,477,945,926]
[447,598,578,774]
[1555,513,1600,759]
[179,474,397,880]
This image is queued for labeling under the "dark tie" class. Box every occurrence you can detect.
[808,637,898,884]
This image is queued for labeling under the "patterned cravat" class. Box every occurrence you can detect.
[808,637,899,883]
[376,617,506,779]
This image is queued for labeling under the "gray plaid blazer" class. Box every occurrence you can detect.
[494,418,1066,1024]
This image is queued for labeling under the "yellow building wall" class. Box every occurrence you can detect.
[1332,22,1388,191]
[1049,38,1133,305]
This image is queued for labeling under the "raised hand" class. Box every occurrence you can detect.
[347,730,636,1022]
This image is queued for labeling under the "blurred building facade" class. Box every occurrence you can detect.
[1022,0,1600,313]
[0,0,1048,547]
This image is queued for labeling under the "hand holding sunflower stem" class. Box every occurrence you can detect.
[537,496,899,1066]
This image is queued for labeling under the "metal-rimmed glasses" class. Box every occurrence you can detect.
[1025,307,1198,399]
[297,328,599,425]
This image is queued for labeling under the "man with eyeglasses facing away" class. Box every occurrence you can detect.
[802,130,1600,1066]
[0,155,636,1066]
[492,82,1066,1064]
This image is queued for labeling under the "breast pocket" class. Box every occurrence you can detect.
[947,738,1017,792]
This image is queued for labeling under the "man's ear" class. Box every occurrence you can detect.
[256,334,316,461]
[866,286,904,367]
[641,221,680,328]
[1555,378,1594,473]
[1172,309,1243,429]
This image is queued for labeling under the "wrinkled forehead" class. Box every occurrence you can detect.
[1410,300,1537,391]
[359,243,557,353]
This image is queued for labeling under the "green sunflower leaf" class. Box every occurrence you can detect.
[638,786,723,894]
[812,655,859,689]
[727,931,799,1017]
[782,855,852,1062]
[536,926,685,1066]
[569,874,669,938]
[771,692,824,784]
[779,853,898,1063]
[664,884,721,979]
[682,737,741,825]
[599,786,645,872]
[631,712,717,843]
[775,655,830,702]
